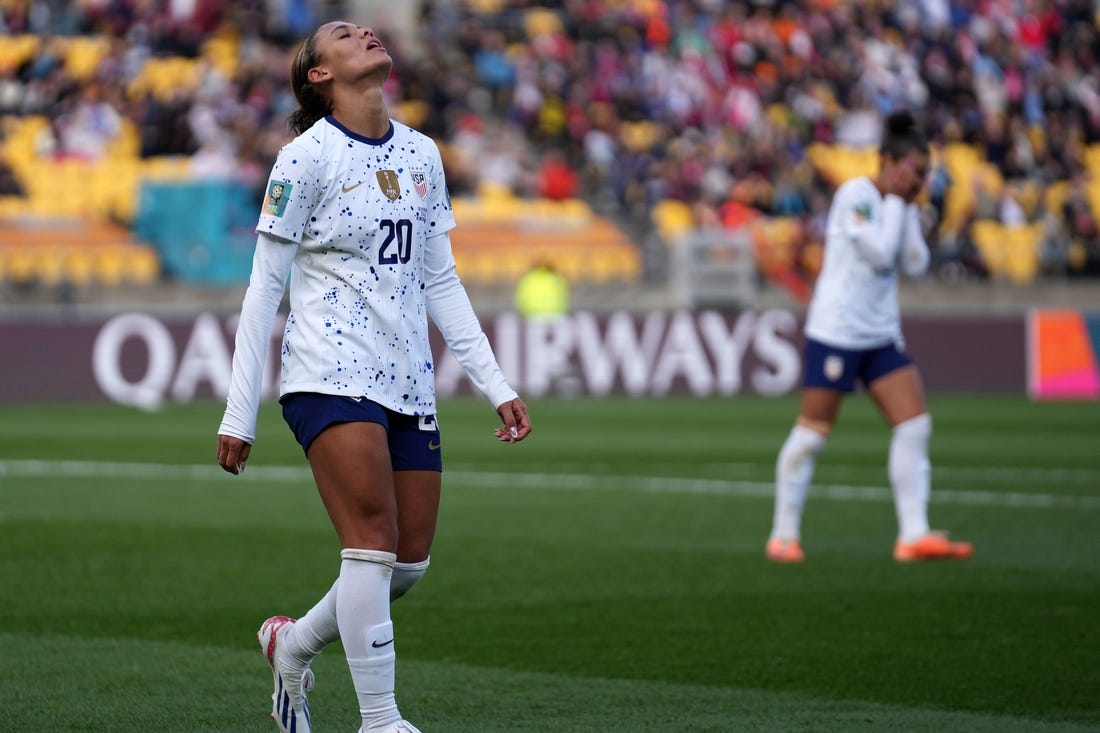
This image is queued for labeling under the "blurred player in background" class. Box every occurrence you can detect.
[765,111,972,564]
[216,20,531,733]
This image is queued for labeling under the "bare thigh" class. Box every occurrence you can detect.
[393,470,441,563]
[306,421,397,551]
[867,364,927,427]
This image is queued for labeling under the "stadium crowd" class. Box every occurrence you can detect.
[2,0,1100,288]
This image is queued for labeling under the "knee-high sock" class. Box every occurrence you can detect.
[283,553,433,665]
[770,425,827,541]
[338,548,402,732]
[282,579,340,663]
[889,413,933,543]
[391,557,430,602]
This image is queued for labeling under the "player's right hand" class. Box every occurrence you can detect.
[216,434,252,475]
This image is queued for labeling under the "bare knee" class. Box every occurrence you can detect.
[795,415,833,437]
[337,514,399,553]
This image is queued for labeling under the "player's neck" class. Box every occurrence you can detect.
[332,88,390,139]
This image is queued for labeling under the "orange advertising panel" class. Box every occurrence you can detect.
[1028,310,1100,400]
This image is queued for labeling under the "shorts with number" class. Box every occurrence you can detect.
[802,337,912,393]
[280,392,442,471]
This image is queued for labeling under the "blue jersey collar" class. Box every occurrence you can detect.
[325,115,394,145]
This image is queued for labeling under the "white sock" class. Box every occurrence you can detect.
[338,548,403,732]
[391,556,430,602]
[770,425,827,541]
[283,579,340,663]
[890,413,933,543]
[282,554,429,661]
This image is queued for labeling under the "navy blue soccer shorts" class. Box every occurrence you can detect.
[802,337,913,393]
[280,392,442,471]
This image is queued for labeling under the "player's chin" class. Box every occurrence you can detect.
[365,52,393,72]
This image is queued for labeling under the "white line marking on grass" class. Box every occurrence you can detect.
[443,471,1100,510]
[2,459,1098,511]
[526,461,1100,486]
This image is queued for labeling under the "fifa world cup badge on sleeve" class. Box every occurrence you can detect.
[264,180,292,217]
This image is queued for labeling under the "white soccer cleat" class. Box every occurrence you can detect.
[258,615,316,733]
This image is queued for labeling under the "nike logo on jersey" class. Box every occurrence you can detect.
[342,181,365,193]
[372,638,395,648]
[427,440,441,451]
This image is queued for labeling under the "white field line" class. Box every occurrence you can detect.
[1,459,1098,511]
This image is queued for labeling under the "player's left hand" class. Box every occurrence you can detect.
[494,397,532,443]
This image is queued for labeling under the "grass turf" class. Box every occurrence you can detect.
[0,395,1097,732]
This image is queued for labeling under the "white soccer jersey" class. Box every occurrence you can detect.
[218,116,516,443]
[803,176,929,350]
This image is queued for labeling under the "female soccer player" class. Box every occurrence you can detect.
[765,111,972,564]
[216,20,532,733]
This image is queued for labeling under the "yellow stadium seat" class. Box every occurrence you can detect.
[0,196,25,218]
[1085,145,1100,177]
[94,248,127,288]
[555,251,585,282]
[806,143,878,186]
[1086,181,1100,223]
[500,251,531,282]
[62,36,111,81]
[455,252,495,285]
[652,199,695,241]
[6,248,37,283]
[125,246,161,286]
[1045,180,1070,216]
[523,7,564,36]
[0,35,40,70]
[970,220,1005,277]
[62,248,97,288]
[1003,224,1043,284]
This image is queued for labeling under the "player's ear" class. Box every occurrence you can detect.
[307,65,330,84]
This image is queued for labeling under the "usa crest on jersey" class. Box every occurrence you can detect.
[411,171,428,199]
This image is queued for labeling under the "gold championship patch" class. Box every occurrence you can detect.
[376,170,401,201]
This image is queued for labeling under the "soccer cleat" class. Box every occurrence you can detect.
[893,531,973,562]
[258,616,316,733]
[765,538,805,563]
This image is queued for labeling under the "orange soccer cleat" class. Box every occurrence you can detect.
[893,531,973,562]
[766,538,805,563]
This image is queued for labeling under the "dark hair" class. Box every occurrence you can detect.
[879,111,928,160]
[287,30,331,135]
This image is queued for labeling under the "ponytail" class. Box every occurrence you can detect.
[287,31,331,135]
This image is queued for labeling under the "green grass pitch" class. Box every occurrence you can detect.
[1,394,1097,732]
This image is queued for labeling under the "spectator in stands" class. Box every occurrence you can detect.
[514,258,577,395]
[515,258,570,322]
[536,149,579,200]
[54,82,123,160]
[1062,173,1100,275]
[0,156,24,196]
